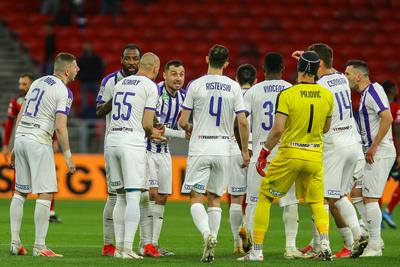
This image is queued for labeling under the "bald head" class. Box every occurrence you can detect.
[138,52,160,80]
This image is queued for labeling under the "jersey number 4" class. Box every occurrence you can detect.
[112,92,135,121]
[209,96,222,126]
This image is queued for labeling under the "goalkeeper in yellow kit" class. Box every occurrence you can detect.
[238,51,334,261]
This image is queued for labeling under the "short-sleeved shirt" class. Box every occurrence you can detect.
[97,70,126,139]
[7,96,24,119]
[318,72,360,148]
[146,81,186,153]
[181,74,246,156]
[359,82,396,158]
[230,88,251,156]
[105,75,158,148]
[243,79,292,159]
[275,82,334,162]
[16,75,73,145]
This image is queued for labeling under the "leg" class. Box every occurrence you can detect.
[230,195,244,253]
[124,190,141,257]
[383,184,400,228]
[252,192,273,260]
[113,189,126,256]
[102,193,116,256]
[10,190,28,255]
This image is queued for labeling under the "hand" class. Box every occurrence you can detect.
[10,149,15,169]
[66,157,76,174]
[151,127,167,142]
[3,145,10,162]
[365,144,378,164]
[185,130,191,140]
[291,50,304,60]
[155,123,165,134]
[241,150,250,168]
[256,146,271,176]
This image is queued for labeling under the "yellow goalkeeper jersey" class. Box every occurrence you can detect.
[275,82,334,162]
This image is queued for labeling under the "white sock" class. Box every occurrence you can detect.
[124,191,141,252]
[335,197,361,241]
[113,194,126,249]
[190,203,210,242]
[208,207,222,239]
[229,204,243,247]
[282,204,298,248]
[311,216,321,247]
[103,194,116,245]
[152,204,165,246]
[338,227,353,249]
[139,191,152,248]
[352,197,367,226]
[245,203,256,234]
[10,194,26,244]
[34,199,51,248]
[365,202,382,246]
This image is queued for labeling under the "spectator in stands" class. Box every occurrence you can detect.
[41,0,60,17]
[77,43,104,116]
[101,0,121,17]
[43,22,57,75]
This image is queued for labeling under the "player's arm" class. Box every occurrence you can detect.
[3,116,15,158]
[55,113,75,174]
[142,109,164,141]
[96,98,112,118]
[392,123,400,166]
[264,113,287,151]
[8,101,25,165]
[323,116,332,133]
[164,128,186,139]
[366,109,393,164]
[236,112,250,167]
[178,109,193,134]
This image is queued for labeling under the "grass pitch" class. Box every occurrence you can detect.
[0,199,399,266]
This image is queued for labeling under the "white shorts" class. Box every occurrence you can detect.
[349,159,365,190]
[105,146,146,190]
[181,156,229,196]
[104,163,117,194]
[323,144,359,198]
[147,152,172,194]
[246,161,263,204]
[228,154,247,196]
[362,157,395,198]
[14,137,57,194]
[278,183,298,207]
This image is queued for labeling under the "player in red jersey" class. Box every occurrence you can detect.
[381,80,400,229]
[3,73,62,223]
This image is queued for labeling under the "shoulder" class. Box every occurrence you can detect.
[101,71,119,87]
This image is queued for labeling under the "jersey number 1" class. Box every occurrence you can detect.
[307,104,314,133]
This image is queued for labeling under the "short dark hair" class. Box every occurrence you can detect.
[20,72,34,81]
[308,43,333,68]
[382,80,397,95]
[208,44,229,68]
[121,43,141,57]
[346,59,369,76]
[54,52,76,73]
[263,52,284,74]
[236,64,257,86]
[165,60,184,71]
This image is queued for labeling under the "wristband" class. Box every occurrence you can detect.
[64,150,72,159]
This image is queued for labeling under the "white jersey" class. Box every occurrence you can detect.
[318,72,359,148]
[243,79,292,161]
[182,74,246,156]
[230,88,250,156]
[359,82,396,158]
[146,81,186,153]
[16,75,73,145]
[105,75,158,148]
[97,70,126,138]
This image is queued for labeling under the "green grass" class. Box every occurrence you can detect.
[0,199,399,266]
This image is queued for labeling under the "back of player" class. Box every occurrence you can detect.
[318,73,361,199]
[181,74,245,194]
[105,75,158,190]
[15,74,72,193]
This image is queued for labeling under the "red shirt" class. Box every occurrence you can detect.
[390,101,400,124]
[3,96,24,146]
